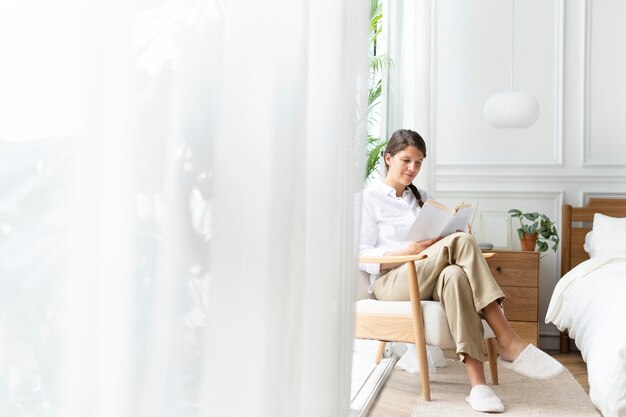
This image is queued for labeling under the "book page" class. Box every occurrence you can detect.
[405,202,453,241]
[440,206,474,236]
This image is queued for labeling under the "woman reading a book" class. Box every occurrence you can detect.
[359,129,563,413]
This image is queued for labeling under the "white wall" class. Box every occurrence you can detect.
[389,0,626,349]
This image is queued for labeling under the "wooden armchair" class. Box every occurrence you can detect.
[355,254,499,401]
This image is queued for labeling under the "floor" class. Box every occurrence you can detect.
[366,350,589,417]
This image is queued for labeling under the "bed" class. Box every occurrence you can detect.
[545,198,626,417]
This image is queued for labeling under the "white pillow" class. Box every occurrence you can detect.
[583,231,594,256]
[590,213,626,258]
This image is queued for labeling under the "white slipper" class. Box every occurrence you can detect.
[497,344,564,379]
[465,384,504,413]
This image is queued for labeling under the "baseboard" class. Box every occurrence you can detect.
[349,354,398,417]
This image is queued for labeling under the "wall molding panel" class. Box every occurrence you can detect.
[436,174,626,184]
[434,0,564,167]
[582,0,626,166]
[581,191,626,203]
[434,190,564,338]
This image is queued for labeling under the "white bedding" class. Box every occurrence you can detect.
[546,256,626,417]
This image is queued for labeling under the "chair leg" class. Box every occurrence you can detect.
[375,341,386,364]
[486,338,499,385]
[406,260,431,401]
[416,341,431,401]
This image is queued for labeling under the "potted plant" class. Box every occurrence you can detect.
[508,209,560,252]
[366,0,392,181]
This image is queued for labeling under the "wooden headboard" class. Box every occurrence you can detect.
[561,198,626,274]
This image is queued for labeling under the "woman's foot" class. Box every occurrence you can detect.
[497,336,528,362]
[465,385,504,413]
[498,344,564,379]
[482,301,528,362]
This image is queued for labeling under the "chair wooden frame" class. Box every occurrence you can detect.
[355,254,499,401]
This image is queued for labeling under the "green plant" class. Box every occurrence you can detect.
[508,209,560,252]
[366,0,392,180]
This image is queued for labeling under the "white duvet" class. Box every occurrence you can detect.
[546,256,626,417]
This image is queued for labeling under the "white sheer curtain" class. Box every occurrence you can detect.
[386,0,434,191]
[0,1,368,417]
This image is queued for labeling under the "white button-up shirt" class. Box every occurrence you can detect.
[358,180,431,276]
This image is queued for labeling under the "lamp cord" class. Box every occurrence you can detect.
[511,0,515,91]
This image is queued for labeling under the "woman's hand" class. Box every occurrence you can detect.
[379,237,442,272]
[406,237,442,254]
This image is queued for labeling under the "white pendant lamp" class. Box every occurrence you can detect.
[484,0,540,129]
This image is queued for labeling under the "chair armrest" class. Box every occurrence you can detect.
[360,249,491,264]
[359,254,427,264]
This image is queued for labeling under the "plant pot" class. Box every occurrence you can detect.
[520,233,538,251]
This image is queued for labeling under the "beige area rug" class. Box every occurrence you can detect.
[412,359,601,417]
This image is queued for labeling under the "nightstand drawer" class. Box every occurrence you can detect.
[500,286,538,321]
[485,251,539,287]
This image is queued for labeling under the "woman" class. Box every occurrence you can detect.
[359,129,563,413]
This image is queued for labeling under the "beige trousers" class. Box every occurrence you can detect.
[372,232,505,362]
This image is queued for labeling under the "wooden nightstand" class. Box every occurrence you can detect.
[483,250,540,346]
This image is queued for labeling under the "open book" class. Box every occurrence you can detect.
[405,199,474,241]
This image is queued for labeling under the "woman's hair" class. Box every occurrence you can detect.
[383,129,427,207]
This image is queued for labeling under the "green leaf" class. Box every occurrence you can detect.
[523,212,540,221]
[366,137,388,179]
[369,54,394,72]
[369,0,383,46]
[368,80,382,107]
[537,241,548,252]
[508,209,522,217]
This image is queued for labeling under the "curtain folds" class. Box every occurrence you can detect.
[205,2,368,416]
[0,1,368,416]
[386,0,433,191]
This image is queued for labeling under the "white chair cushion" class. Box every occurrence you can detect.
[355,299,495,349]
[355,270,375,300]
